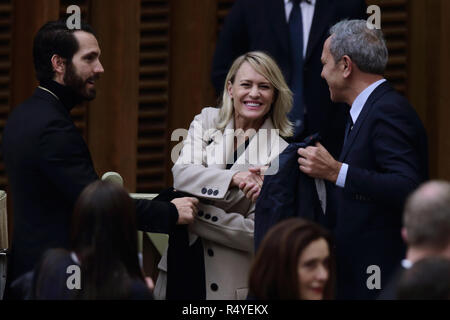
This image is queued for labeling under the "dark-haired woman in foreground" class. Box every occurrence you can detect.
[249,218,335,300]
[30,180,153,299]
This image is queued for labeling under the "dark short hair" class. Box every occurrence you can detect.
[397,257,450,300]
[249,218,336,300]
[33,18,96,82]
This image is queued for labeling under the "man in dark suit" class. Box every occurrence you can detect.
[211,0,367,157]
[297,20,428,299]
[1,19,198,297]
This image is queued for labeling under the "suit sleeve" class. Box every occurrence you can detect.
[211,0,249,95]
[134,199,179,234]
[189,202,254,254]
[38,121,178,234]
[345,103,426,209]
[172,110,239,200]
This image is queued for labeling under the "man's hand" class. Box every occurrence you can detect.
[145,277,155,291]
[298,142,342,183]
[171,197,199,224]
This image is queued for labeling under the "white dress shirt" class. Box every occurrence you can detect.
[336,78,387,188]
[401,259,413,269]
[284,0,316,58]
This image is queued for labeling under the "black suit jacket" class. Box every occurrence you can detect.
[329,82,428,299]
[254,133,325,250]
[211,0,366,157]
[2,87,179,288]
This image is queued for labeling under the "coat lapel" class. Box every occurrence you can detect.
[305,0,334,64]
[338,82,393,162]
[205,119,235,169]
[232,117,277,170]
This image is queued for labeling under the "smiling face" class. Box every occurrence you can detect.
[64,31,104,100]
[297,238,330,300]
[320,36,345,103]
[227,61,275,130]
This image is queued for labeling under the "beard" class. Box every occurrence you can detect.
[64,62,98,101]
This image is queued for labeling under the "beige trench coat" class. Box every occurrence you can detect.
[154,107,288,300]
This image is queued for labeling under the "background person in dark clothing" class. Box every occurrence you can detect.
[1,19,198,297]
[396,257,450,300]
[379,180,450,299]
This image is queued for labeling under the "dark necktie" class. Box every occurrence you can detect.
[343,112,354,147]
[288,0,305,138]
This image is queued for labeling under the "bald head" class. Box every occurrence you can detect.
[403,181,450,249]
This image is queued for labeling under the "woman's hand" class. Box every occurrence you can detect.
[232,167,267,202]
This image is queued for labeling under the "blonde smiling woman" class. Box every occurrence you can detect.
[154,51,293,300]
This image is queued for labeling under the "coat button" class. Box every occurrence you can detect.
[210,283,218,291]
[208,189,213,195]
[201,188,207,194]
[198,211,204,217]
[213,190,219,196]
[212,216,218,222]
[205,214,211,220]
[207,249,214,257]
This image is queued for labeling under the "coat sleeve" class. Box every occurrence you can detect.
[172,109,240,200]
[186,137,288,254]
[345,103,427,209]
[211,0,249,94]
[189,201,254,254]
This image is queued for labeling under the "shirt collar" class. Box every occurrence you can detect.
[71,252,81,265]
[38,79,84,112]
[285,0,315,6]
[401,259,413,269]
[349,78,386,124]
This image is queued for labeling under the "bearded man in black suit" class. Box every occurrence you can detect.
[2,19,198,298]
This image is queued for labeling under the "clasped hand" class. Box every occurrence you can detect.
[232,167,267,202]
[171,197,199,224]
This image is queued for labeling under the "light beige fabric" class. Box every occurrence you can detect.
[154,107,288,300]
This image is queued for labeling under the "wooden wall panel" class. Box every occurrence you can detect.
[8,0,59,245]
[10,0,59,109]
[365,1,409,95]
[0,0,11,191]
[137,0,170,193]
[89,0,140,191]
[409,0,450,180]
[166,0,218,186]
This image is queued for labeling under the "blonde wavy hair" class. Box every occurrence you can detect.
[216,51,294,137]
